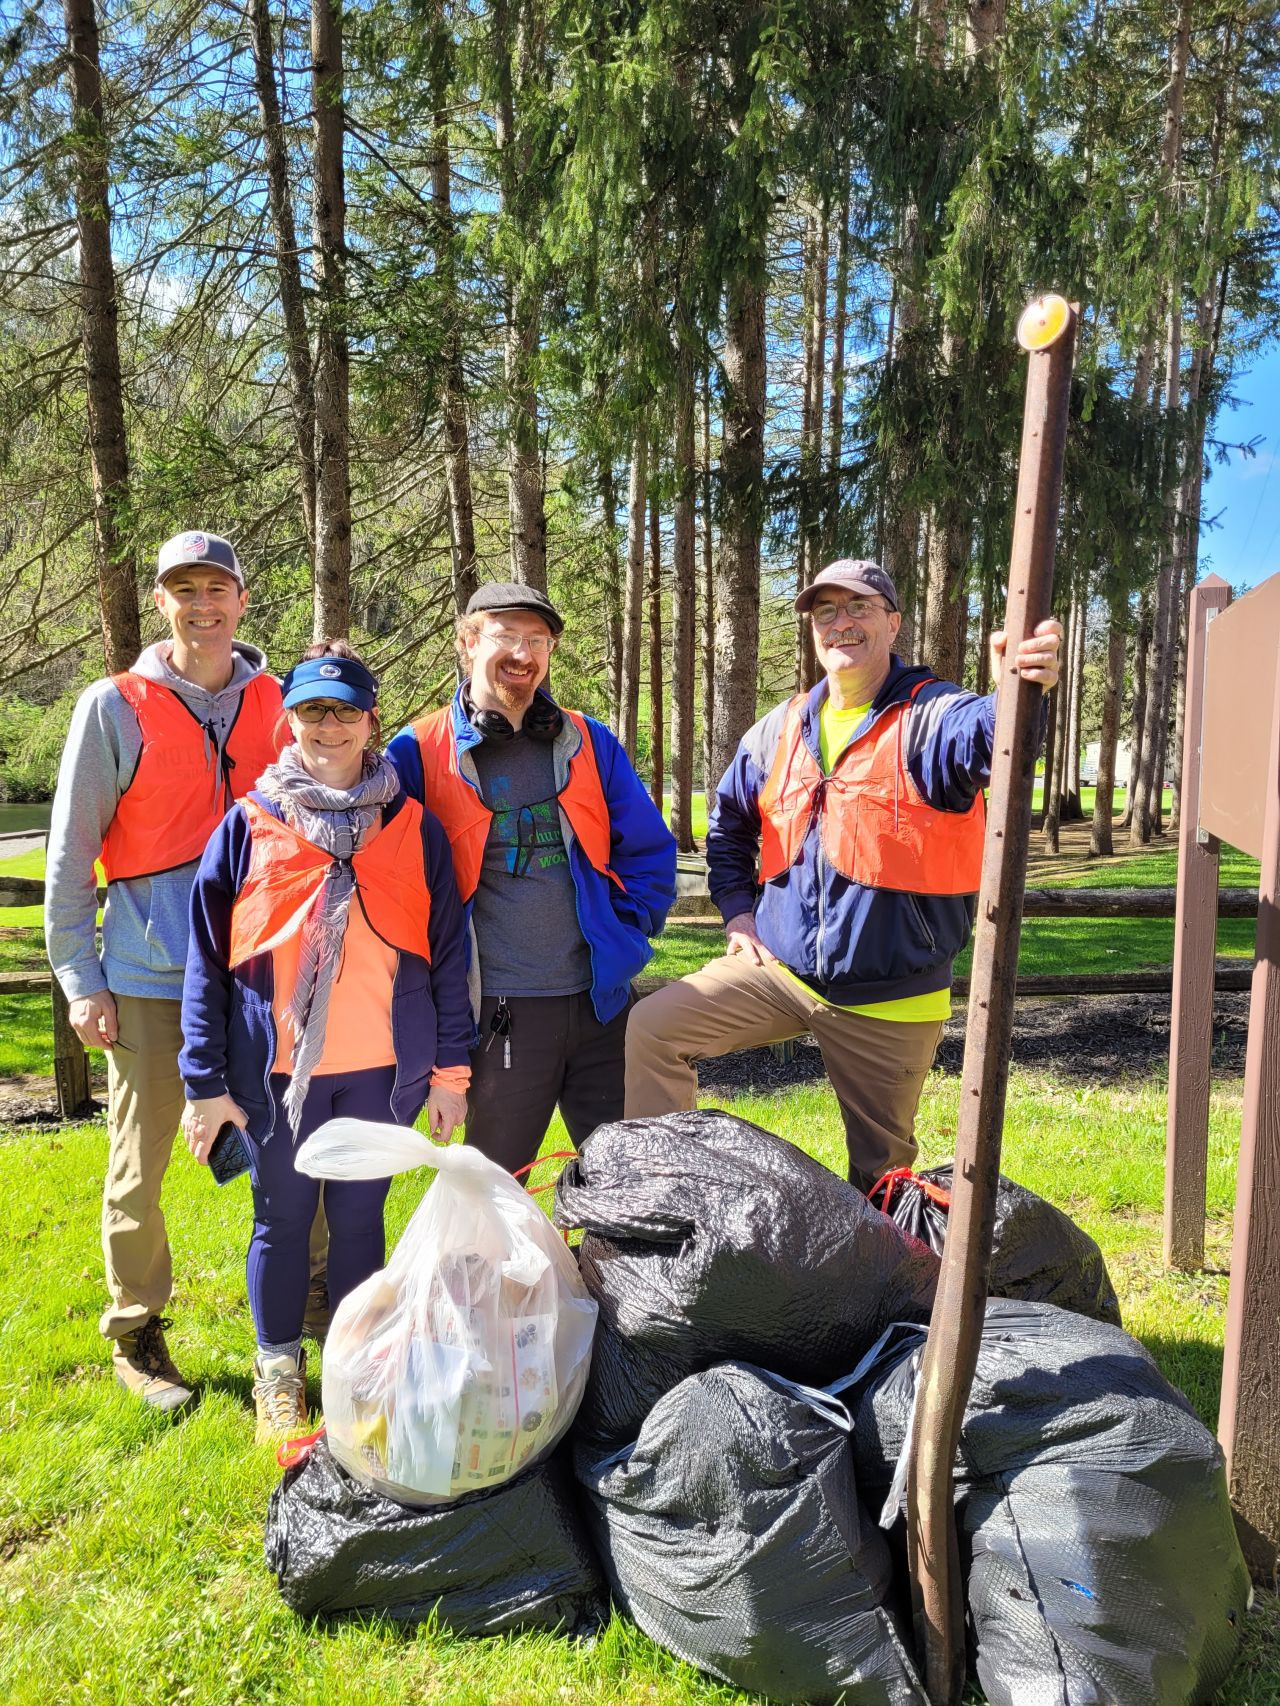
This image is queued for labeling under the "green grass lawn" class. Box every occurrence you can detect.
[1,1071,1276,1704]
[650,913,1258,986]
[2,808,1276,1703]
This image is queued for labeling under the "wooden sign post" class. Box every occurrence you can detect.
[1167,569,1280,1582]
[907,296,1077,1705]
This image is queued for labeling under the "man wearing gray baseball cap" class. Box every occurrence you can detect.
[45,529,284,1409]
[626,557,1061,1191]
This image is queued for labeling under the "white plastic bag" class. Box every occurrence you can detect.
[295,1120,598,1506]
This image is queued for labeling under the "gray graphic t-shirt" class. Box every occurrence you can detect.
[470,733,593,996]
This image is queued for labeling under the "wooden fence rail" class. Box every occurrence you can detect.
[0,880,1261,1121]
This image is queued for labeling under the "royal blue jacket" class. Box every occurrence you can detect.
[709,657,1007,1006]
[386,688,677,1025]
[179,789,472,1143]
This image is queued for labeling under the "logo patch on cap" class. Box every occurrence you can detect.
[182,532,208,558]
[317,663,341,679]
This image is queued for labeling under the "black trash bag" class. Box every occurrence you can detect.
[868,1164,1122,1326]
[577,1360,928,1705]
[554,1111,939,1445]
[848,1299,1249,1706]
[264,1433,607,1637]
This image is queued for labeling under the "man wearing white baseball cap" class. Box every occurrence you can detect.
[45,529,284,1410]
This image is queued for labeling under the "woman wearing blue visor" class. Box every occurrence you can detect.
[177,642,471,1442]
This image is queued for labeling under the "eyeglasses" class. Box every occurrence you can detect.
[290,700,366,724]
[475,626,558,657]
[811,596,889,626]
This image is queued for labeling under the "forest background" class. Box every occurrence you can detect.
[1,0,1278,859]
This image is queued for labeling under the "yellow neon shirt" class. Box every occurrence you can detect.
[784,697,952,1023]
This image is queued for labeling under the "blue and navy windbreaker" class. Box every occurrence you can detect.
[709,657,1002,1006]
[386,687,677,1025]
[179,789,473,1143]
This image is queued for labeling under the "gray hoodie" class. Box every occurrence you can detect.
[45,639,275,1003]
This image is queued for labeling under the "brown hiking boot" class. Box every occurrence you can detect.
[253,1348,309,1445]
[302,1270,330,1343]
[112,1315,193,1413]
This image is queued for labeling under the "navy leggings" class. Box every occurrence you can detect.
[244,1066,396,1349]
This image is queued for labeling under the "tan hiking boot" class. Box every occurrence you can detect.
[302,1270,330,1344]
[253,1348,309,1445]
[112,1315,193,1413]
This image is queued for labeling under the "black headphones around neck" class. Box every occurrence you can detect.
[463,687,563,745]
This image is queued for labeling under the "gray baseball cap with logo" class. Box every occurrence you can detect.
[155,530,244,588]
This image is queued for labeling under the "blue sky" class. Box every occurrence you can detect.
[1199,342,1280,593]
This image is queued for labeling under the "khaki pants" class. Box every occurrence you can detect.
[625,955,944,1191]
[100,993,186,1340]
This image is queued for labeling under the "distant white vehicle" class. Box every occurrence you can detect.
[1081,742,1170,791]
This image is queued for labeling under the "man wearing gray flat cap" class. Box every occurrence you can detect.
[388,582,676,1177]
[626,557,1061,1191]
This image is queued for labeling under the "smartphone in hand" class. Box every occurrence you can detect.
[207,1120,250,1186]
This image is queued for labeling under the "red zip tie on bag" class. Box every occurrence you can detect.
[277,1423,326,1471]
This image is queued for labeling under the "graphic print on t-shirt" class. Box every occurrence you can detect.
[485,779,567,877]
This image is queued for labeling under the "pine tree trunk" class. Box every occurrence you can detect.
[1044,682,1064,835]
[1168,278,1222,836]
[648,485,664,813]
[618,425,647,761]
[823,169,851,561]
[250,0,317,565]
[428,59,478,615]
[311,0,351,640]
[1131,0,1193,842]
[922,500,969,681]
[1064,594,1086,818]
[670,338,697,852]
[493,0,546,590]
[1090,601,1127,856]
[1044,668,1064,849]
[1131,300,1184,847]
[883,250,921,629]
[600,454,622,732]
[974,566,994,696]
[63,0,140,674]
[710,274,765,790]
[795,204,827,691]
[701,371,716,792]
[1121,594,1150,831]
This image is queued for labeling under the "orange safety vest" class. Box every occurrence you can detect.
[101,672,284,882]
[757,686,985,895]
[412,705,620,903]
[228,797,432,969]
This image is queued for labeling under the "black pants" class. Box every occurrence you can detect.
[466,991,629,1176]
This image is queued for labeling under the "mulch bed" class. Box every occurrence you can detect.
[698,990,1253,1096]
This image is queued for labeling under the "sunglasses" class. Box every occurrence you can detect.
[290,700,367,724]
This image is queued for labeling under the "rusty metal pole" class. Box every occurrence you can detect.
[906,295,1077,1706]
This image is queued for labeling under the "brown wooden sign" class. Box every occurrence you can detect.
[1200,573,1280,859]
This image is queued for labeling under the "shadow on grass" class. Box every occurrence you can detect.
[198,1370,257,1408]
[1138,1333,1224,1428]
